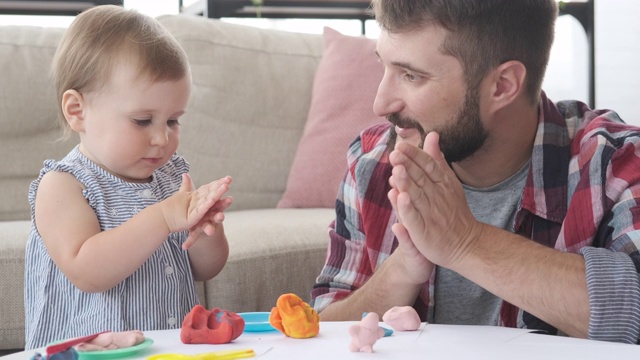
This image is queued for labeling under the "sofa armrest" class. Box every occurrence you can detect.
[0,221,29,350]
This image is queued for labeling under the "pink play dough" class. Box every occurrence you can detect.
[382,306,421,331]
[74,330,145,351]
[348,312,385,353]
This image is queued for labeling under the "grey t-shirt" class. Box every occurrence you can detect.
[433,161,530,325]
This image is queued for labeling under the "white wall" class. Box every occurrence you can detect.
[540,0,640,124]
[124,0,178,17]
[544,0,640,124]
[542,15,590,106]
[594,0,640,124]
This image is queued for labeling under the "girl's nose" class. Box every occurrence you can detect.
[150,128,169,146]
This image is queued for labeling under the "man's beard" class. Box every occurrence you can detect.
[386,87,487,164]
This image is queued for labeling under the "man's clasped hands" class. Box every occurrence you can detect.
[387,132,484,283]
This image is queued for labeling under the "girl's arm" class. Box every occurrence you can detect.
[34,172,228,292]
[187,222,230,281]
[183,187,233,281]
[181,176,233,281]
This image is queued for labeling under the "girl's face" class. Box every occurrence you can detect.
[76,59,191,183]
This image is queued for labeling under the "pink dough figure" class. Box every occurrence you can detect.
[74,330,145,351]
[382,306,421,331]
[348,312,385,353]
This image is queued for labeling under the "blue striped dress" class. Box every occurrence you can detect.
[25,147,199,349]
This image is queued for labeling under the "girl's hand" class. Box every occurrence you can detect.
[183,192,233,250]
[160,174,233,246]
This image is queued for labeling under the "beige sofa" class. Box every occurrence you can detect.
[0,15,336,351]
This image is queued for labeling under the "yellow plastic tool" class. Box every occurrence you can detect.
[147,348,255,360]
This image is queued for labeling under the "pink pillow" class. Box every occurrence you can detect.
[277,27,385,208]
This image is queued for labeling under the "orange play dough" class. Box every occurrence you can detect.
[269,293,320,338]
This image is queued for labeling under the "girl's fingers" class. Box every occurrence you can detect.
[179,173,194,192]
[182,229,201,250]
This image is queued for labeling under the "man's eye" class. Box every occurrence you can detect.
[404,73,419,82]
[134,119,151,126]
[167,119,181,127]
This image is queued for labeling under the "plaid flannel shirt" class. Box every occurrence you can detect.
[311,93,640,343]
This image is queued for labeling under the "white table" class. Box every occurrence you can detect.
[5,322,640,360]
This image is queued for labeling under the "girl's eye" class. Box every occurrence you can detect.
[167,119,181,127]
[134,119,151,126]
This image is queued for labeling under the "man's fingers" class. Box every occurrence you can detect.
[391,163,426,192]
[388,188,403,225]
[392,139,444,184]
[396,191,426,241]
[422,132,446,166]
[391,222,411,248]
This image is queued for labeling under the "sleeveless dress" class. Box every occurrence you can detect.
[25,146,199,349]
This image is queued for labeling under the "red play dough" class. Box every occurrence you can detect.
[180,305,245,344]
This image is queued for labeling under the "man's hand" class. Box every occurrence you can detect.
[388,132,484,269]
[388,187,434,285]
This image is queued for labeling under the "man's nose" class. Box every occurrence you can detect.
[372,73,403,117]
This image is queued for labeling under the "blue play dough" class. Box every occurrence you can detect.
[361,312,394,337]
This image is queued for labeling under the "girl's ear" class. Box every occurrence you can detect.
[61,89,85,132]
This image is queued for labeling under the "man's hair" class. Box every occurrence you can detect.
[372,0,558,105]
[52,5,189,135]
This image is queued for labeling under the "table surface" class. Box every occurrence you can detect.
[5,322,640,360]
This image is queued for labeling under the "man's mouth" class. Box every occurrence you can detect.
[393,125,418,135]
[388,113,420,129]
[388,113,425,137]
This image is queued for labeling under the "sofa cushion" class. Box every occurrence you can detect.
[0,26,76,221]
[277,27,385,209]
[204,208,333,312]
[157,15,324,210]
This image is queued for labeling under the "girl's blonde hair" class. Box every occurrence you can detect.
[52,5,189,136]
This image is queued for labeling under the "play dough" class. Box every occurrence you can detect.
[269,293,320,338]
[74,330,145,351]
[348,312,385,353]
[382,306,421,331]
[180,305,245,344]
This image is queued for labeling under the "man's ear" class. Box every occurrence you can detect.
[61,89,85,132]
[488,60,527,112]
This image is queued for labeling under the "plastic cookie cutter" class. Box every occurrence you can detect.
[147,348,255,360]
[30,331,112,360]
